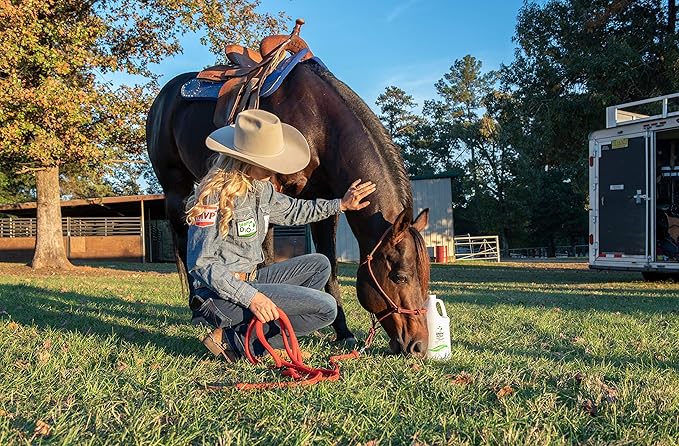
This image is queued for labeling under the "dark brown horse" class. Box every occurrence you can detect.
[146,58,431,355]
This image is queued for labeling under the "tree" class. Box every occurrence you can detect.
[0,170,34,205]
[501,0,679,252]
[0,0,284,268]
[422,55,527,246]
[428,55,498,184]
[375,86,432,175]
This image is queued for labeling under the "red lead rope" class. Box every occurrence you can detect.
[234,223,428,390]
[236,310,360,390]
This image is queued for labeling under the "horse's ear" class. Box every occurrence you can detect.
[392,208,412,237]
[412,208,429,232]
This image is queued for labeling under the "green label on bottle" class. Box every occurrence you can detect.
[429,345,448,352]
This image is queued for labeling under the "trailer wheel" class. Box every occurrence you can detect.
[641,271,679,282]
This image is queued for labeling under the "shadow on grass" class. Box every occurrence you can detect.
[428,263,642,285]
[71,260,179,274]
[0,283,201,357]
[428,282,679,315]
[445,337,679,372]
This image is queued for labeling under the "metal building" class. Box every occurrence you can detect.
[336,174,455,262]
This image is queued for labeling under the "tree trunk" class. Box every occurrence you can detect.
[31,166,72,269]
[669,0,676,34]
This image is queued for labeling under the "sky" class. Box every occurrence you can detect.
[119,0,528,113]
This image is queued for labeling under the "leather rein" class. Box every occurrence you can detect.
[211,224,427,390]
[358,224,427,352]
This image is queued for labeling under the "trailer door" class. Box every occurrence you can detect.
[596,133,648,256]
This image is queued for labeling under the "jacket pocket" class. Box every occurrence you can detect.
[232,207,258,241]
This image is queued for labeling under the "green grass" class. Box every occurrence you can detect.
[0,260,678,445]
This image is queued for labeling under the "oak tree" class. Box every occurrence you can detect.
[0,0,283,268]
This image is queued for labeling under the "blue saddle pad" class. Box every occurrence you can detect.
[180,78,223,101]
[181,49,324,102]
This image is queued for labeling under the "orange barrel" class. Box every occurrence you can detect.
[435,245,447,263]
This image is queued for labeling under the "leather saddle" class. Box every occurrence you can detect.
[195,19,314,128]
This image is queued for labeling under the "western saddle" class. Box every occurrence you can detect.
[197,19,314,128]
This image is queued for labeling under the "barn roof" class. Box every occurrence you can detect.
[0,194,166,218]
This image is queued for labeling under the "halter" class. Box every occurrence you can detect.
[358,224,427,352]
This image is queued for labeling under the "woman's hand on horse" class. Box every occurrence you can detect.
[341,179,376,212]
[249,292,280,323]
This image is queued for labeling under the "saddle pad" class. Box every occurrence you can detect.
[180,50,326,102]
[180,79,222,101]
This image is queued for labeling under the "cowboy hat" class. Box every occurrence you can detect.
[205,109,310,175]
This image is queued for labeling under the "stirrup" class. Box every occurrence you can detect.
[202,328,238,362]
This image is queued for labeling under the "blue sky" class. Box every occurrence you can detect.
[108,0,528,112]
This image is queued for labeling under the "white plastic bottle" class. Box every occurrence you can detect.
[426,294,451,360]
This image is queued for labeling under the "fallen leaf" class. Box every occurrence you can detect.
[409,363,422,371]
[116,362,128,372]
[14,359,29,369]
[496,385,514,398]
[604,388,618,403]
[582,399,597,416]
[363,441,379,446]
[450,371,474,385]
[37,350,50,365]
[572,336,585,345]
[0,409,8,417]
[42,339,52,350]
[34,420,51,436]
[599,380,618,403]
[559,332,567,339]
[8,321,19,330]
[573,372,585,383]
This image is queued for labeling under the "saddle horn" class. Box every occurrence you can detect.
[260,18,314,61]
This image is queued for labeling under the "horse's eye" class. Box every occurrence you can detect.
[391,272,409,284]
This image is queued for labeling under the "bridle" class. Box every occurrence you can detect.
[358,224,427,352]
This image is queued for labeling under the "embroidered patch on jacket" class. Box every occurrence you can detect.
[194,206,218,227]
[237,217,257,237]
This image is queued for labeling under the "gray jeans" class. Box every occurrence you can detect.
[191,253,337,357]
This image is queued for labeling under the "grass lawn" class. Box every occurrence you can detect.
[0,260,678,445]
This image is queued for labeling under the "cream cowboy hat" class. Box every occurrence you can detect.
[205,109,311,175]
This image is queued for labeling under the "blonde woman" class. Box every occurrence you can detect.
[185,109,376,361]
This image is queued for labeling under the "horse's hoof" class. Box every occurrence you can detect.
[333,336,357,348]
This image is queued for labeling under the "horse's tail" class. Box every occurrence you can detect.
[170,227,190,301]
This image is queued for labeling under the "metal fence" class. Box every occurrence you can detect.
[453,235,501,262]
[505,245,589,259]
[0,217,142,237]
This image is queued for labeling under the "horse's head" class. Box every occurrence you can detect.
[357,208,430,357]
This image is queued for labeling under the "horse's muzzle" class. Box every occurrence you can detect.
[389,337,426,357]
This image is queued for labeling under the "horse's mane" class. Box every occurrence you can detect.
[305,60,429,287]
[305,60,413,211]
[410,227,431,295]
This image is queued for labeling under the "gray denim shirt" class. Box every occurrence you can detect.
[187,180,341,307]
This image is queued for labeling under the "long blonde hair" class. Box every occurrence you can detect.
[185,154,254,237]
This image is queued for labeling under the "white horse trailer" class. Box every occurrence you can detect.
[589,93,679,279]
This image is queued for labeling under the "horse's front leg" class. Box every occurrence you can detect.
[311,216,356,344]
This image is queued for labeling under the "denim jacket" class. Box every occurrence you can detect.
[187,180,341,307]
